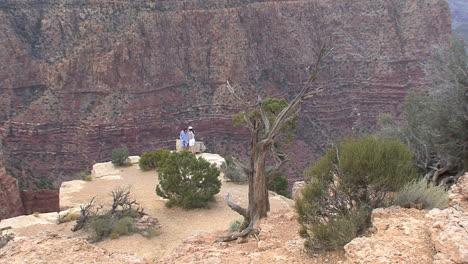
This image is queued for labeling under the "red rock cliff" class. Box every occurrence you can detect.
[0,0,451,188]
[0,168,24,220]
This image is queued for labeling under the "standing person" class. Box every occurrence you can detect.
[179,128,189,150]
[188,126,196,154]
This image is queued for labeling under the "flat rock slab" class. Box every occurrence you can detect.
[59,180,85,209]
[128,156,140,164]
[92,161,122,179]
[0,215,51,230]
[197,153,225,168]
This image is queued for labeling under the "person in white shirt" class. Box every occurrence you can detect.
[188,126,196,154]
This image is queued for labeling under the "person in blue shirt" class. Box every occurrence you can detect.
[179,128,189,150]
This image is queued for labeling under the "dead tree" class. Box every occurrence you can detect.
[72,196,99,232]
[218,43,332,242]
[110,185,143,215]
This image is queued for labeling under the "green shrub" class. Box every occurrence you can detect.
[74,170,92,181]
[0,232,13,248]
[222,155,247,184]
[307,207,370,252]
[228,219,243,232]
[156,151,221,209]
[393,178,449,209]
[112,147,130,166]
[268,173,289,197]
[297,136,418,253]
[74,186,155,242]
[111,216,133,236]
[223,167,247,184]
[139,149,171,171]
[88,216,113,242]
[59,212,79,223]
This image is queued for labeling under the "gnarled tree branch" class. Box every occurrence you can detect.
[225,193,249,219]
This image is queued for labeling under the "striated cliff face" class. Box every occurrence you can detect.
[0,168,24,220]
[0,0,451,188]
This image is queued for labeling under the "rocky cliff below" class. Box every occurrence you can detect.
[0,0,451,189]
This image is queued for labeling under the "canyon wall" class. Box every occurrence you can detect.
[0,0,451,189]
[0,168,24,220]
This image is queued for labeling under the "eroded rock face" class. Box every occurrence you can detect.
[344,207,434,264]
[426,173,468,264]
[0,168,24,220]
[0,232,147,264]
[344,173,468,264]
[20,189,60,215]
[0,0,451,188]
[292,181,306,200]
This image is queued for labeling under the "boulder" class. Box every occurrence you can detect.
[91,161,122,179]
[344,207,434,264]
[291,181,306,200]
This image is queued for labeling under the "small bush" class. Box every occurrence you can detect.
[297,136,418,253]
[139,149,171,171]
[89,216,113,242]
[112,147,130,166]
[73,186,156,242]
[223,167,247,184]
[393,178,449,209]
[156,151,221,209]
[222,155,247,184]
[33,212,40,217]
[74,170,92,181]
[0,232,14,248]
[307,207,370,252]
[229,219,243,232]
[268,173,289,197]
[59,212,79,223]
[111,216,133,236]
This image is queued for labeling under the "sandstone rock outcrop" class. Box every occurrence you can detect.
[0,0,451,189]
[344,207,434,264]
[426,173,468,264]
[0,168,24,220]
[292,181,306,200]
[0,232,147,264]
[344,173,468,264]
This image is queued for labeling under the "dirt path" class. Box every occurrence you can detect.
[11,161,293,261]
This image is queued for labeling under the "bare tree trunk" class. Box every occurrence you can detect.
[251,144,270,218]
[217,43,332,242]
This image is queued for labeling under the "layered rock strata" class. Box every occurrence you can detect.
[20,189,60,215]
[0,168,24,220]
[0,0,451,188]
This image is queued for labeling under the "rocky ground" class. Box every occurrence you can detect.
[1,158,467,263]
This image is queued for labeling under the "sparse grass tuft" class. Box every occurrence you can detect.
[393,178,449,209]
[59,212,79,223]
[33,212,40,217]
[228,219,243,232]
[74,170,93,181]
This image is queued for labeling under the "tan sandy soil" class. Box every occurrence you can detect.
[10,163,294,260]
